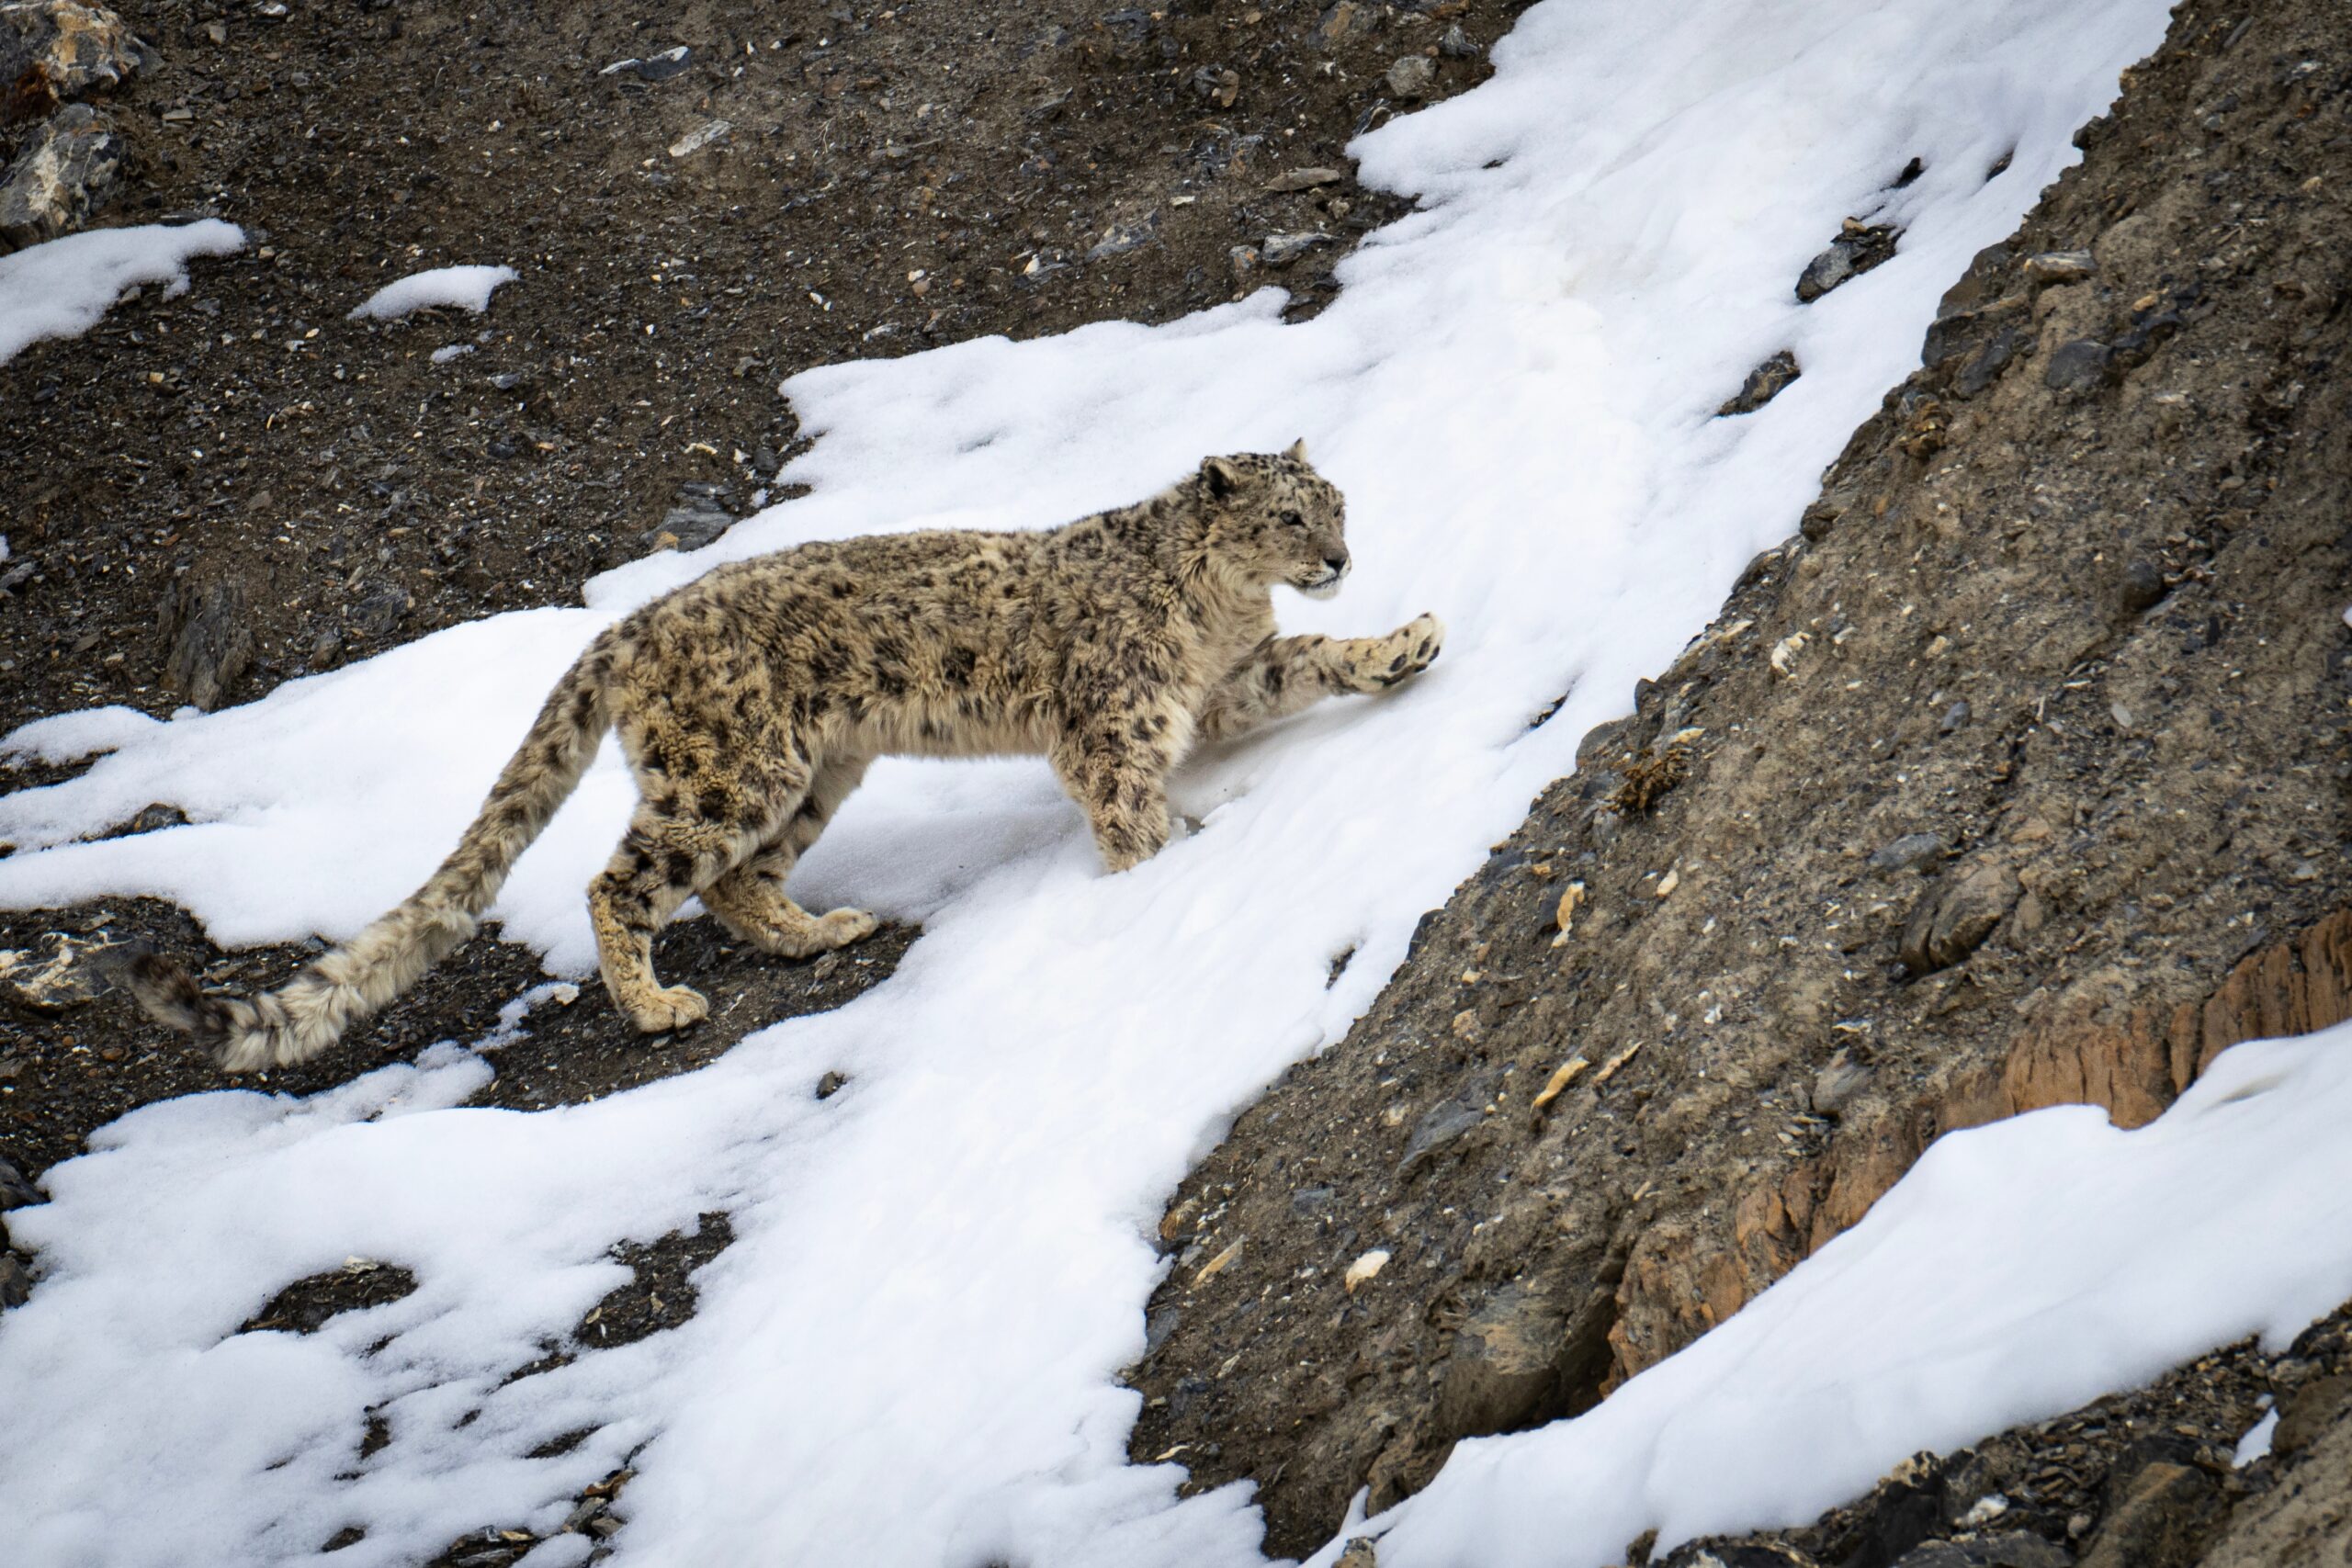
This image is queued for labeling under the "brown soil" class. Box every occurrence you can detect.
[0,0,1510,735]
[1127,0,2352,1552]
[0,0,1516,1163]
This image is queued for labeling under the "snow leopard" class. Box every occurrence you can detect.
[127,442,1445,1067]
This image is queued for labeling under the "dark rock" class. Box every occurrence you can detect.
[1718,350,1802,416]
[0,1156,39,1209]
[1385,56,1435,100]
[1397,1072,1498,1177]
[1660,1543,1819,1568]
[1952,323,2031,397]
[1899,858,2019,974]
[1315,2,1376,51]
[2118,559,2167,615]
[814,1070,846,1100]
[0,0,153,124]
[1191,64,1238,109]
[347,583,413,640]
[2043,339,2113,392]
[1939,700,1972,735]
[650,482,733,551]
[1893,1534,2072,1568]
[158,575,254,711]
[633,45,693,83]
[1289,1184,1335,1215]
[0,99,122,249]
[2077,1461,2222,1568]
[1797,221,1901,302]
[1439,24,1477,60]
[1870,832,1946,872]
[2274,1371,2352,1460]
[1436,1281,1567,1438]
[1923,294,2029,375]
[1086,214,1156,263]
[0,1251,29,1308]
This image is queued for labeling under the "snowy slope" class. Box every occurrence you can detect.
[0,2,2210,1565]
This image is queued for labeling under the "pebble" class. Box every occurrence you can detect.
[1343,1248,1390,1292]
[2022,249,2097,285]
[1439,24,1477,59]
[1260,231,1335,268]
[1385,55,1436,99]
[1869,832,1945,872]
[1717,350,1800,416]
[1264,166,1343,193]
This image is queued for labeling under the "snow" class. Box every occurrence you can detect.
[0,219,243,367]
[0,0,2237,1564]
[349,264,518,321]
[1332,1024,2352,1564]
[2233,1405,2279,1469]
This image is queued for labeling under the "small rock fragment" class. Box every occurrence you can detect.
[1899,858,2019,974]
[667,119,731,159]
[1194,1237,1243,1285]
[1810,1049,1872,1116]
[1385,55,1435,99]
[1717,349,1801,416]
[1260,231,1335,268]
[1263,166,1343,193]
[1439,24,1477,59]
[0,1156,40,1209]
[1869,833,1945,873]
[1343,1248,1391,1292]
[0,1252,30,1308]
[1531,1055,1589,1111]
[2118,558,2166,615]
[158,576,254,710]
[1191,64,1238,108]
[2022,249,2097,285]
[1796,221,1901,302]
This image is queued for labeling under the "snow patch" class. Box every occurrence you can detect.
[350,265,518,321]
[2233,1404,2278,1469]
[0,220,244,367]
[0,0,2198,1563]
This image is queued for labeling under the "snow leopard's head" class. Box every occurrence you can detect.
[1198,440,1351,599]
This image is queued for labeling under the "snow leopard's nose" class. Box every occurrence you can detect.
[1323,552,1350,575]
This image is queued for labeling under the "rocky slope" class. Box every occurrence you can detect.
[1127,0,2352,1554]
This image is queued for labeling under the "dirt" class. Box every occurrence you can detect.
[0,0,1519,1163]
[0,0,1514,736]
[0,894,916,1181]
[1126,0,2352,1552]
[6,0,2352,1561]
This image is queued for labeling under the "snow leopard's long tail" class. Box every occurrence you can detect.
[125,637,619,1071]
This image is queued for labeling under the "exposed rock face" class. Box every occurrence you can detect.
[1127,0,2352,1551]
[0,0,150,123]
[0,96,118,248]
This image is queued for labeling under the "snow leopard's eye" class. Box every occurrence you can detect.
[1281,510,1306,528]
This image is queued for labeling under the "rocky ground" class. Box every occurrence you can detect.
[1127,0,2352,1556]
[5,0,2352,1564]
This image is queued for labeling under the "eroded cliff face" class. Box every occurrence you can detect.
[1127,1,2352,1552]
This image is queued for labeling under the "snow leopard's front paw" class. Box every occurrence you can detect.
[1350,613,1444,691]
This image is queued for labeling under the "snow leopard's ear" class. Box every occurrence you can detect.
[1285,437,1308,463]
[1202,455,1245,499]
